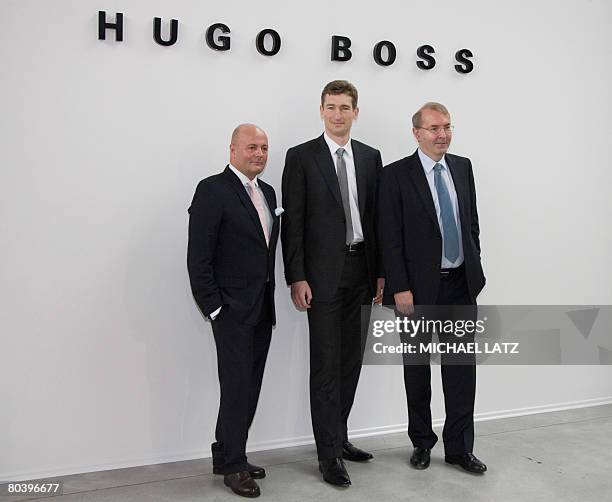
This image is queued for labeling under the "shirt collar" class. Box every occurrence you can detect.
[229,163,259,187]
[418,148,447,175]
[324,132,353,159]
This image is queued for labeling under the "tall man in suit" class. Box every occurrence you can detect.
[378,103,488,474]
[187,124,280,498]
[281,80,384,486]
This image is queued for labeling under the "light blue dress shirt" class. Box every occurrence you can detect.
[417,149,464,268]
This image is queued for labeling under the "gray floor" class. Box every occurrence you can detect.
[3,404,612,502]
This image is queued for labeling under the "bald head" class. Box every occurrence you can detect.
[231,124,266,145]
[229,123,269,180]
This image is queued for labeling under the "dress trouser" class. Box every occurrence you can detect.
[211,285,273,474]
[401,265,477,456]
[307,250,370,460]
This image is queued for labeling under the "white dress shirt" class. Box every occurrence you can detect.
[227,163,273,237]
[323,133,364,243]
[417,149,464,268]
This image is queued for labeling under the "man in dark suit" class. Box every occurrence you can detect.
[378,103,488,474]
[281,80,384,486]
[187,124,279,498]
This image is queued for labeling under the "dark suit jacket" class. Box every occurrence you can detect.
[187,166,279,326]
[378,150,485,305]
[281,134,383,301]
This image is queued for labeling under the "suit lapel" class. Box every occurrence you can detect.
[313,135,342,207]
[445,156,469,234]
[222,167,268,247]
[408,151,439,229]
[260,182,279,247]
[352,140,367,218]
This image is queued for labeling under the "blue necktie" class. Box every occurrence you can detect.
[434,163,459,263]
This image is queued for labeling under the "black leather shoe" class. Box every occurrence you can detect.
[223,471,261,497]
[214,463,266,479]
[410,447,431,469]
[342,441,374,462]
[318,458,351,486]
[445,453,487,474]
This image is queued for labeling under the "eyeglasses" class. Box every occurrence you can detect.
[419,125,454,134]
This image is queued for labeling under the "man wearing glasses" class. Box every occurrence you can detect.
[378,102,487,474]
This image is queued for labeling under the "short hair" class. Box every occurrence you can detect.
[320,80,358,109]
[412,102,450,128]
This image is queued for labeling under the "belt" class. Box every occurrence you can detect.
[345,241,365,253]
[440,263,465,279]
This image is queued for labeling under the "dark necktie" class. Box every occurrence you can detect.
[336,147,354,244]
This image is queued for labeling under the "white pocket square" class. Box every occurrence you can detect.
[274,207,284,216]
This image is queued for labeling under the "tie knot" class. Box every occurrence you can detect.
[336,147,345,158]
[434,163,444,173]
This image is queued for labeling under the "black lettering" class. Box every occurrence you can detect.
[331,35,352,62]
[416,44,436,70]
[206,23,231,51]
[153,18,178,47]
[256,29,281,56]
[98,11,123,42]
[454,48,474,74]
[373,40,397,66]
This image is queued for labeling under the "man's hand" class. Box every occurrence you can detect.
[394,290,414,315]
[291,280,312,310]
[373,277,385,305]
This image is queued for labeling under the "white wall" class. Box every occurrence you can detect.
[2,0,611,480]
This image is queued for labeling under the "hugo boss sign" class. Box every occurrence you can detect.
[98,11,474,74]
